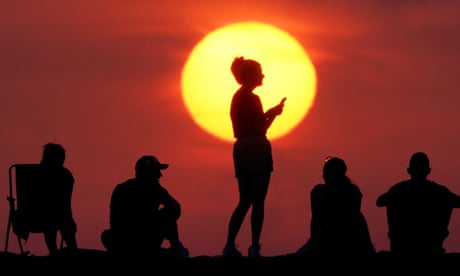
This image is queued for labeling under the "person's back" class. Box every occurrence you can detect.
[101,155,188,258]
[380,180,455,255]
[298,157,375,258]
[109,177,179,254]
[38,143,77,255]
[310,183,374,256]
[40,164,74,223]
[377,152,460,257]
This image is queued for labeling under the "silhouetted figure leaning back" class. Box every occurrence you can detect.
[376,151,460,257]
[101,155,189,258]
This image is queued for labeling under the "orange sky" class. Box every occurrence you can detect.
[1,1,460,257]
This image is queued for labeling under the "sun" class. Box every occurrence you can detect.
[181,21,317,143]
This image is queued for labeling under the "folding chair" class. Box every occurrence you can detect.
[4,163,63,255]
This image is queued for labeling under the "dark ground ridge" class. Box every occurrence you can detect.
[1,249,460,273]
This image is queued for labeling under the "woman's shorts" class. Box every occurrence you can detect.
[233,136,273,178]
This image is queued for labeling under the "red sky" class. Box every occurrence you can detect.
[1,0,460,257]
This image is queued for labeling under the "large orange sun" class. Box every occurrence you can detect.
[181,21,317,143]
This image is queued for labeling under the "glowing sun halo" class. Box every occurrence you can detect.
[181,21,317,143]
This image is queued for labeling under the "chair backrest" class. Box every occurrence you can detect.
[12,164,50,234]
[5,163,64,254]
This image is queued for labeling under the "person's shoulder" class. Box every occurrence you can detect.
[233,89,257,101]
[389,180,411,190]
[61,166,74,177]
[349,183,363,194]
[378,180,409,199]
[310,183,326,193]
[232,89,245,99]
[312,183,325,189]
[396,179,410,185]
[114,178,136,190]
[43,165,74,183]
[428,180,454,193]
[61,166,72,172]
[429,180,447,187]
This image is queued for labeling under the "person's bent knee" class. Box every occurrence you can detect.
[101,229,113,251]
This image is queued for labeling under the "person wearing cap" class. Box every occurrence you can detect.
[376,151,460,257]
[296,156,375,259]
[101,155,189,258]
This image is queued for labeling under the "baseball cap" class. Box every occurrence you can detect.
[135,155,169,173]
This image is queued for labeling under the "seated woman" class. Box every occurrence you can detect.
[296,156,375,259]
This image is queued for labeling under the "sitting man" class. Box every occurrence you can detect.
[101,155,189,258]
[377,152,460,257]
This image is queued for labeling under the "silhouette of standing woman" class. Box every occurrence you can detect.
[223,56,285,257]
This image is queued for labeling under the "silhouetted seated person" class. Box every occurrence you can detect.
[296,157,375,259]
[377,152,460,258]
[13,143,78,255]
[101,155,189,258]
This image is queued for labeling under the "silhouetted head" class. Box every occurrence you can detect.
[40,143,66,167]
[407,151,431,180]
[135,155,169,179]
[231,56,264,87]
[322,156,348,184]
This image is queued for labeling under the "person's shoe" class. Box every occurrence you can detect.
[222,246,242,257]
[248,244,261,257]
